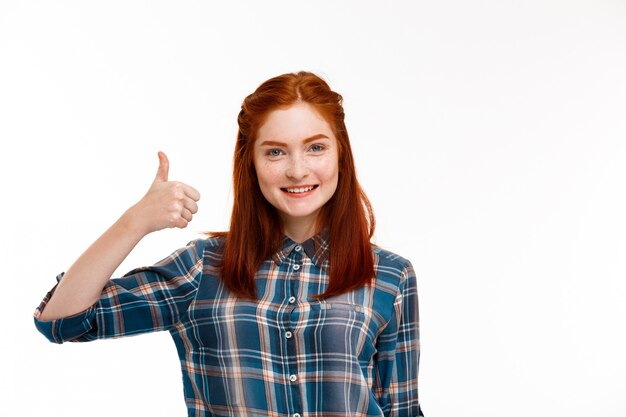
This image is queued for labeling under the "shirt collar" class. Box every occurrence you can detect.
[272,231,330,269]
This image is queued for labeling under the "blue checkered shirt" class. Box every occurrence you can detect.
[34,235,424,416]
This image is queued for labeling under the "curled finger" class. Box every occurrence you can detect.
[183,184,201,202]
[184,198,199,214]
[181,208,193,222]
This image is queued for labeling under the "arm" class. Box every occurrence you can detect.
[37,152,201,321]
[373,262,424,416]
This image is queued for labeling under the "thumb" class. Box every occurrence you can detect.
[154,151,169,182]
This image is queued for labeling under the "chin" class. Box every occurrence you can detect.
[280,207,322,221]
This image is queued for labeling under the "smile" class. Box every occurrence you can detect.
[282,185,318,194]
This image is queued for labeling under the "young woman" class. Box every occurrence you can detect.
[34,71,424,416]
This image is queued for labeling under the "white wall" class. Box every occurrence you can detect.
[1,1,625,416]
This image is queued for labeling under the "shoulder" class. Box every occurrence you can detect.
[371,245,416,290]
[189,235,226,261]
[372,245,414,276]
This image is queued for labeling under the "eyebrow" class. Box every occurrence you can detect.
[258,134,330,147]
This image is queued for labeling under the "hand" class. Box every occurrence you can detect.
[125,151,201,235]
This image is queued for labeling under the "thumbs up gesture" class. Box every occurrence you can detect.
[125,152,201,235]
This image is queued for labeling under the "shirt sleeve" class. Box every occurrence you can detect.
[33,240,204,344]
[373,261,424,417]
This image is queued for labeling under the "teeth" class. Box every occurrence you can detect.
[285,185,315,193]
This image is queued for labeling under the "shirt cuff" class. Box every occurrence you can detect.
[33,273,97,344]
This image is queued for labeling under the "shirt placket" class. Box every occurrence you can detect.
[284,244,303,417]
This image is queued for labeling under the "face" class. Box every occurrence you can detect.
[253,102,339,239]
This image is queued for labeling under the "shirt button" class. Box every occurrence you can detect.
[294,245,302,252]
[293,264,300,271]
[288,296,296,304]
[285,331,293,339]
[289,374,298,382]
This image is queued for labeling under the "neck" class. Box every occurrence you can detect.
[282,217,317,243]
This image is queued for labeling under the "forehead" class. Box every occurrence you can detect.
[256,103,335,143]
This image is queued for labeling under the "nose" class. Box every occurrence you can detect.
[285,154,309,180]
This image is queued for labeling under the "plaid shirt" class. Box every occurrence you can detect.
[34,235,424,417]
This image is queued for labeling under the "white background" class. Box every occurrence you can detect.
[1,1,625,416]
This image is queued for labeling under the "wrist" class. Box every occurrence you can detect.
[117,206,152,239]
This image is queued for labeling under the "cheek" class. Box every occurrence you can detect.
[255,161,281,188]
[318,157,339,183]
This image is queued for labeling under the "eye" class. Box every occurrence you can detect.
[267,149,283,157]
[310,144,325,152]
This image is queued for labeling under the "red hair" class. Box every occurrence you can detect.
[215,71,375,299]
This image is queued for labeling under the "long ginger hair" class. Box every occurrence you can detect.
[216,71,375,299]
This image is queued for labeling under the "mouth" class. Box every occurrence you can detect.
[281,184,319,194]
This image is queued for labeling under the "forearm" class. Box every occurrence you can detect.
[38,211,147,321]
[37,152,200,322]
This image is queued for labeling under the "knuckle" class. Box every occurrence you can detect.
[172,181,184,191]
[171,202,183,212]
